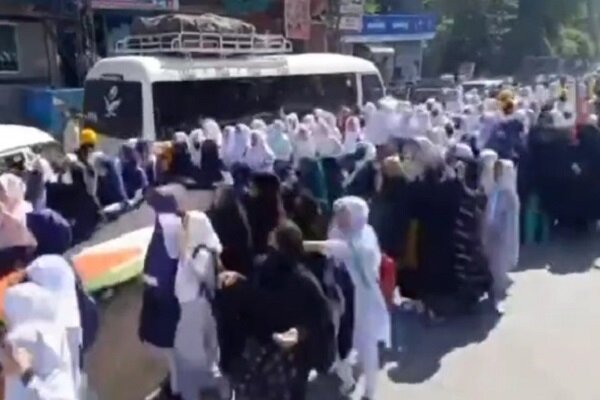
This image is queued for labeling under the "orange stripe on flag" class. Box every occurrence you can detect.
[73,248,142,284]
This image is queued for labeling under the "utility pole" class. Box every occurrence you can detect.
[75,0,97,84]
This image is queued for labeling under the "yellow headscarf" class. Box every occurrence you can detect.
[80,128,98,147]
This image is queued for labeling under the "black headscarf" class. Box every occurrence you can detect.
[244,172,284,255]
[207,185,253,275]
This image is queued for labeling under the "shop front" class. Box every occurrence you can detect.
[342,14,437,84]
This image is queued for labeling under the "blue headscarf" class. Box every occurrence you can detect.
[26,209,72,256]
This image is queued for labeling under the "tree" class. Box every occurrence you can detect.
[424,0,595,76]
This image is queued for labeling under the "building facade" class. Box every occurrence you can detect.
[340,0,437,85]
[0,2,63,123]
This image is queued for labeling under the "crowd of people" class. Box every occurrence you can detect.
[0,77,598,400]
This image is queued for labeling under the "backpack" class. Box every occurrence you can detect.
[74,275,99,353]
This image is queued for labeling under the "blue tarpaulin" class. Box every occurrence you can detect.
[23,87,84,139]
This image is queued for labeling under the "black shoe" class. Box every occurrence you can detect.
[159,378,181,400]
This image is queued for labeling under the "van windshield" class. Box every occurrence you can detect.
[152,74,358,140]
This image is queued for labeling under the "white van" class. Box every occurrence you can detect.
[0,125,61,173]
[83,31,385,150]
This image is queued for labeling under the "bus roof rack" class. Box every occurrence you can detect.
[115,31,293,56]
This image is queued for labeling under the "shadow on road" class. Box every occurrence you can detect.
[385,309,499,385]
[517,229,600,275]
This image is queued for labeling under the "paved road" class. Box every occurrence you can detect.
[83,194,600,400]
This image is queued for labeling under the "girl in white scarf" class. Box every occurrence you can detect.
[0,173,33,223]
[174,211,224,400]
[285,113,300,136]
[479,149,499,196]
[484,159,520,313]
[292,124,317,168]
[224,124,251,167]
[362,102,377,125]
[219,126,235,162]
[305,196,390,400]
[188,129,204,167]
[26,255,83,397]
[343,116,363,155]
[202,119,223,148]
[267,120,293,162]
[243,131,276,173]
[3,282,77,400]
[250,118,268,134]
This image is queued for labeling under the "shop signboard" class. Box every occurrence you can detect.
[285,0,311,40]
[342,14,438,43]
[91,0,179,10]
[339,0,364,32]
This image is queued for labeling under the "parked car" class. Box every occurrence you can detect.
[0,125,62,173]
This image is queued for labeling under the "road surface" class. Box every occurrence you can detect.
[82,193,600,400]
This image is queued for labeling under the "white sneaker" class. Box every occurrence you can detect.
[335,360,356,396]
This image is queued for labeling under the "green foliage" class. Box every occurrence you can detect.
[425,0,597,75]
[364,0,381,14]
[557,27,594,58]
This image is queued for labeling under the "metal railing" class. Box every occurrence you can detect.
[115,31,293,56]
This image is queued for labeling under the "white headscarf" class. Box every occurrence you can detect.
[428,126,447,147]
[220,125,235,161]
[498,159,517,193]
[173,131,189,145]
[343,116,362,155]
[454,143,474,159]
[480,149,499,195]
[202,119,223,148]
[0,209,37,251]
[250,118,268,133]
[362,102,377,123]
[483,98,499,114]
[0,173,33,223]
[225,124,251,165]
[267,120,293,161]
[244,130,275,172]
[302,114,318,132]
[4,282,76,400]
[364,107,389,146]
[175,211,222,304]
[319,130,343,158]
[413,106,432,136]
[414,136,443,170]
[26,255,80,331]
[286,113,300,135]
[188,129,204,167]
[534,84,548,104]
[328,196,390,346]
[293,124,317,162]
[32,157,56,184]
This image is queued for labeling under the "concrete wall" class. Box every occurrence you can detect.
[0,18,60,123]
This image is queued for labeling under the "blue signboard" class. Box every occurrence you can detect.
[342,14,438,43]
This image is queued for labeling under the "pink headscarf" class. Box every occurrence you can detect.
[0,208,37,250]
[0,173,32,223]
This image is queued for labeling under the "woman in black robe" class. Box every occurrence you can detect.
[243,172,285,256]
[215,221,335,400]
[207,184,254,276]
[193,139,224,189]
[414,165,462,320]
[451,159,492,312]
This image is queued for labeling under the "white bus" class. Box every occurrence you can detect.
[82,31,384,150]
